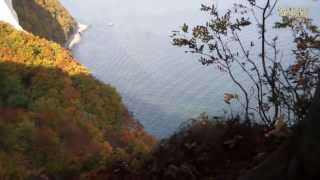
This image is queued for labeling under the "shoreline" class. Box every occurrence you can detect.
[65,22,89,50]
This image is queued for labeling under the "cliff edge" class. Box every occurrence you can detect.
[0,0,22,30]
[12,0,77,45]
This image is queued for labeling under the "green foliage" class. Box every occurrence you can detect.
[12,0,77,45]
[181,23,189,33]
[0,71,29,108]
[0,22,155,179]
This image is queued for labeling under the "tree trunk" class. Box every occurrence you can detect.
[299,78,320,179]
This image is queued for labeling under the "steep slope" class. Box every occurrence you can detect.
[12,0,77,45]
[0,22,154,179]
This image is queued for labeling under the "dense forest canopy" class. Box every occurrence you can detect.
[0,22,154,179]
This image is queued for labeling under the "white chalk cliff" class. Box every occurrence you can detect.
[0,0,23,30]
[66,23,88,49]
[0,0,87,49]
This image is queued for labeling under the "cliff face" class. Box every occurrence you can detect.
[12,0,77,45]
[0,0,22,30]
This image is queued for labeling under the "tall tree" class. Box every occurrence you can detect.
[172,0,320,178]
[172,0,320,126]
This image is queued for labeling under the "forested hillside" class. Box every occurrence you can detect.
[12,0,76,45]
[0,22,154,179]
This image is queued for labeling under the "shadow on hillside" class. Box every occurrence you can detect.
[12,0,70,44]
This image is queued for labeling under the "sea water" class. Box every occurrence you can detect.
[60,0,320,138]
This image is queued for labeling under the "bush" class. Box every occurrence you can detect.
[143,115,286,180]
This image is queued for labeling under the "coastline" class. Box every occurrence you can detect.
[65,22,89,50]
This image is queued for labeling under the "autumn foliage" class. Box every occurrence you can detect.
[12,0,77,45]
[84,114,289,180]
[0,22,155,179]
